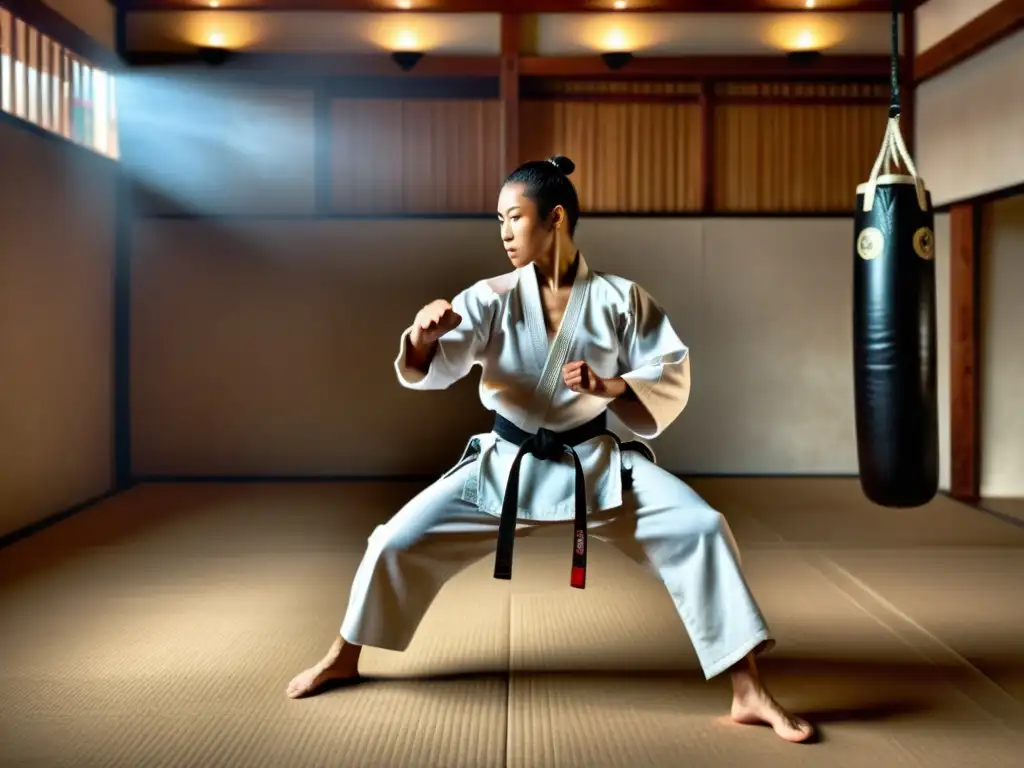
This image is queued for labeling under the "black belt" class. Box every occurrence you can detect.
[490,412,653,590]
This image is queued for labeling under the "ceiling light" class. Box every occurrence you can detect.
[787,50,822,66]
[603,28,629,51]
[397,0,412,8]
[394,30,419,50]
[601,51,633,70]
[614,1,627,8]
[794,29,816,49]
[391,51,424,71]
[805,0,815,7]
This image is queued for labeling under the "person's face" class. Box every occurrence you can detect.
[497,182,561,269]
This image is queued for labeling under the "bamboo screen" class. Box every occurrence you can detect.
[519,81,704,213]
[713,82,889,212]
[330,98,502,215]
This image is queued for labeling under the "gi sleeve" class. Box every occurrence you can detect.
[608,283,691,439]
[394,280,496,390]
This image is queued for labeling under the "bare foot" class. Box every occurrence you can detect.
[731,687,814,743]
[286,637,362,699]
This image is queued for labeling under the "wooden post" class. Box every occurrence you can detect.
[949,202,981,502]
[699,80,715,213]
[500,13,521,177]
[113,2,133,488]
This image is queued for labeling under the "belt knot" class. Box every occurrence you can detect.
[529,428,565,461]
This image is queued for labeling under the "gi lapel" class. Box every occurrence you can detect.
[518,263,550,374]
[520,254,592,430]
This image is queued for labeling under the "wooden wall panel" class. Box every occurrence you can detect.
[518,99,703,212]
[173,79,894,217]
[713,83,889,213]
[329,98,502,214]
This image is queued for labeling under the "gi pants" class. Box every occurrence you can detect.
[339,454,773,680]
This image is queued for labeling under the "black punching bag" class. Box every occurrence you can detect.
[852,0,939,508]
[853,117,939,507]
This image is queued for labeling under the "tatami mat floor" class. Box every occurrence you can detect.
[2,479,1023,767]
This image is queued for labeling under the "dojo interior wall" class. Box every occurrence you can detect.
[913,4,1024,499]
[7,0,1024,548]
[124,75,915,480]
[117,10,1024,493]
[913,28,1024,209]
[0,119,117,538]
[130,215,869,479]
[131,197,1021,492]
[978,194,1024,498]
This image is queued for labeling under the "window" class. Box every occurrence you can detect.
[0,6,118,159]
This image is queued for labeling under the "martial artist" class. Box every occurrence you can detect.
[287,155,813,744]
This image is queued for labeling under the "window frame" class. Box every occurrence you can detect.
[0,5,119,160]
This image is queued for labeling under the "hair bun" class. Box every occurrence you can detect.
[548,155,576,176]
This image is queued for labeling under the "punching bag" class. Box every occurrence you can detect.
[853,0,939,508]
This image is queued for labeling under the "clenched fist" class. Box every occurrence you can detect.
[563,361,629,399]
[410,299,463,349]
[562,360,608,395]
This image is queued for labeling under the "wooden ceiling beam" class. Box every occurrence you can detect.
[520,54,891,80]
[118,1,898,13]
[118,51,892,81]
[121,51,502,76]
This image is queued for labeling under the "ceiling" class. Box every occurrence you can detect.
[119,1,904,13]
[121,0,907,57]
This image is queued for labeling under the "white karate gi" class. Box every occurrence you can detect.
[339,254,774,679]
